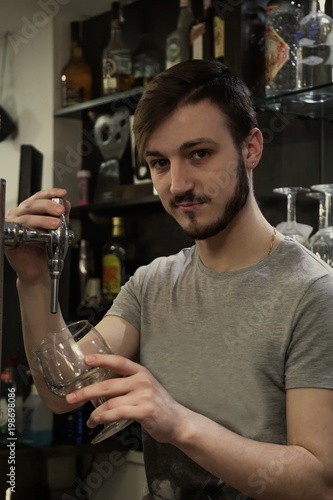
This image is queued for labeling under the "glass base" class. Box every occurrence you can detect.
[91,419,133,444]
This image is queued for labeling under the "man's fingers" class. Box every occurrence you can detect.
[85,353,141,377]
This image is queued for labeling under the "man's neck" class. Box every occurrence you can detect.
[195,199,282,272]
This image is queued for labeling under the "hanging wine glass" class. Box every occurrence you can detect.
[306,191,325,249]
[273,187,310,244]
[309,184,333,266]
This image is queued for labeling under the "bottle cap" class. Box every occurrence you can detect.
[1,371,11,381]
[30,384,39,396]
[77,170,91,178]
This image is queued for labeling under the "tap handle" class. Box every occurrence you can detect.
[47,197,74,314]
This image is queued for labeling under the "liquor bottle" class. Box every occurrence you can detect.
[265,0,304,96]
[241,0,266,97]
[102,217,126,303]
[22,384,53,446]
[297,0,333,89]
[102,1,134,95]
[190,0,225,61]
[61,21,92,107]
[5,356,23,438]
[132,14,164,87]
[78,239,95,305]
[166,0,195,69]
[0,368,14,444]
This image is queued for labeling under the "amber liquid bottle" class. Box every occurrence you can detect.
[102,217,126,303]
[102,1,134,95]
[61,21,92,106]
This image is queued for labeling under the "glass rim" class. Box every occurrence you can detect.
[35,319,94,354]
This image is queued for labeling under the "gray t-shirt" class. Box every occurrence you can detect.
[109,238,333,499]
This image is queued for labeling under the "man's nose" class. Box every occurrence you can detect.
[170,162,194,195]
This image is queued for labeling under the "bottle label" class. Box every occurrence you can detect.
[103,57,117,77]
[103,57,117,93]
[103,254,122,298]
[190,23,205,60]
[265,26,290,83]
[213,16,225,59]
[166,34,182,68]
[62,81,84,106]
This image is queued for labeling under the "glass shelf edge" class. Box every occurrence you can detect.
[54,86,145,118]
[254,82,333,106]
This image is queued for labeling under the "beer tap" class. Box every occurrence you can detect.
[3,197,74,314]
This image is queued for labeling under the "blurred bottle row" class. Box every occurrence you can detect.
[265,0,333,97]
[0,357,92,447]
[76,217,126,315]
[60,0,225,107]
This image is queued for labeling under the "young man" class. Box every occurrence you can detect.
[5,60,333,500]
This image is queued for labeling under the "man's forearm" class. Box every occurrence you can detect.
[172,410,332,499]
[17,278,70,412]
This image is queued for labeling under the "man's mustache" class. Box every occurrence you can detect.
[170,193,211,207]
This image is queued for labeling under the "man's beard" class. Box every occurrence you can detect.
[170,158,250,240]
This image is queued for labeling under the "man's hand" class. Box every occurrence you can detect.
[66,354,189,444]
[5,188,70,284]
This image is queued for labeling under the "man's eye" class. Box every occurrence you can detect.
[151,159,168,168]
[192,150,208,159]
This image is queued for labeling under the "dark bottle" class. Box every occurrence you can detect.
[241,0,266,98]
[102,217,126,302]
[0,368,15,444]
[78,239,95,305]
[132,14,164,87]
[61,21,92,106]
[5,356,24,439]
[102,1,134,95]
[191,0,225,61]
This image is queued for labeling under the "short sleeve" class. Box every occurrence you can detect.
[285,274,333,390]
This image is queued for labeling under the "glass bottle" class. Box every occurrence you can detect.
[61,21,92,107]
[132,14,164,87]
[265,0,304,97]
[166,0,195,69]
[190,0,225,61]
[297,0,333,89]
[102,1,134,95]
[241,0,266,97]
[78,239,95,305]
[0,368,14,444]
[102,217,126,303]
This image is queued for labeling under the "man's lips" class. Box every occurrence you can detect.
[174,201,206,212]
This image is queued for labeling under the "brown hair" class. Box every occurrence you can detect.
[133,59,258,164]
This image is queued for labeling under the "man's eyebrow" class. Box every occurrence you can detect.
[179,138,218,151]
[144,138,218,158]
[144,150,162,159]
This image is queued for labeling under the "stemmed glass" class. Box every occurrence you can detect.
[273,186,310,244]
[309,184,333,266]
[306,191,325,248]
[35,319,132,444]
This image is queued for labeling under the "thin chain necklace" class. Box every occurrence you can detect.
[267,227,277,256]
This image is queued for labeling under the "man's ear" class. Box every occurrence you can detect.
[242,128,263,170]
